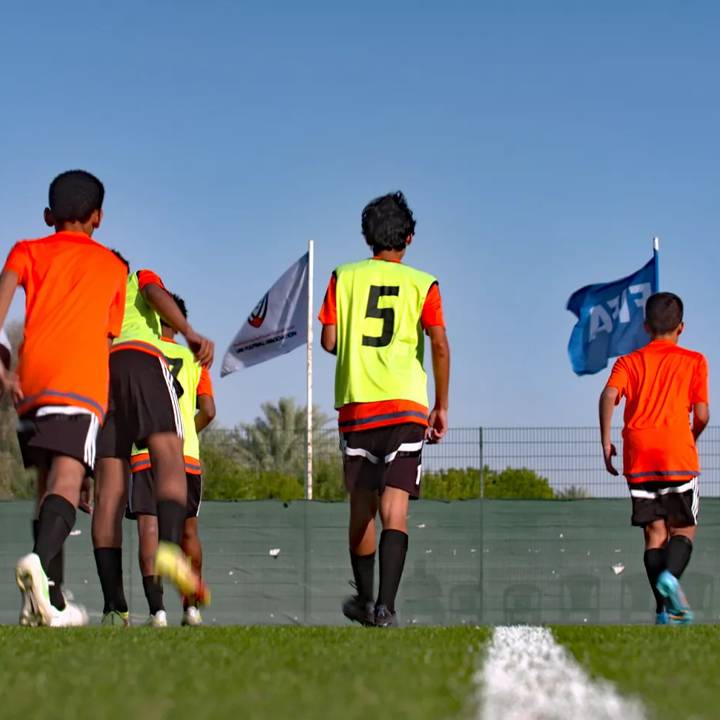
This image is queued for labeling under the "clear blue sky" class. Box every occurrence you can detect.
[1,1,718,429]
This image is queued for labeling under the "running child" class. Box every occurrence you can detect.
[0,170,127,627]
[600,292,709,624]
[129,294,215,627]
[93,266,214,625]
[319,191,450,627]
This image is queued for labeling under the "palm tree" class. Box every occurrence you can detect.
[232,397,330,476]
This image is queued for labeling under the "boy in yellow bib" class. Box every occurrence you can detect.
[128,295,215,627]
[319,191,450,626]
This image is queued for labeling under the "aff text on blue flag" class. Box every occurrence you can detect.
[566,254,658,376]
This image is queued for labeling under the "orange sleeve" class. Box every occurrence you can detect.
[137,269,166,291]
[421,282,445,330]
[108,263,127,338]
[606,357,629,402]
[197,366,214,398]
[3,242,30,286]
[318,273,337,325]
[690,355,709,404]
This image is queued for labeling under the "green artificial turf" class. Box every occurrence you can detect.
[0,626,488,720]
[554,625,720,720]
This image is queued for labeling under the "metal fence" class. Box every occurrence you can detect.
[206,425,720,498]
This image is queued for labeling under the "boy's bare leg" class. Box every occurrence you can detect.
[182,517,202,608]
[377,487,410,615]
[23,456,85,623]
[642,520,669,614]
[92,457,130,615]
[147,432,187,543]
[651,522,695,622]
[666,524,695,579]
[30,468,65,611]
[348,488,378,604]
[137,514,164,616]
[148,432,209,602]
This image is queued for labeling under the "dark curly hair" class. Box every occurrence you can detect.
[361,191,416,253]
[48,170,104,223]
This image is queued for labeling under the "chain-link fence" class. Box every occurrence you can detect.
[203,426,720,499]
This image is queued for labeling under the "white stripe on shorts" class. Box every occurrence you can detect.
[340,439,424,466]
[158,358,183,439]
[83,413,99,469]
[629,477,697,499]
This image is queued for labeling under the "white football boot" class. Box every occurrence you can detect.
[15,553,53,626]
[146,610,168,628]
[181,606,203,627]
[50,598,89,627]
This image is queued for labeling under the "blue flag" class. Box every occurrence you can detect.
[566,253,658,375]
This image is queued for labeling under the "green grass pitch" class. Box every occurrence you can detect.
[556,625,720,719]
[0,626,487,720]
[0,625,718,720]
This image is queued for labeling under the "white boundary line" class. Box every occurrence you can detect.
[477,626,646,720]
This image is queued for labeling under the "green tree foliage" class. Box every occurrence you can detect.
[0,321,34,499]
[421,466,555,500]
[231,397,329,475]
[483,467,555,499]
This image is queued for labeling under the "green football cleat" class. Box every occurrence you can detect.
[101,610,130,627]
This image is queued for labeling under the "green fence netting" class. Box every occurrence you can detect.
[1,499,718,626]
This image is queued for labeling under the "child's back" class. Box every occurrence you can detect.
[10,231,125,420]
[600,291,709,626]
[609,339,708,483]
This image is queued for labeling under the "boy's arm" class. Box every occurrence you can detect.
[427,325,450,444]
[599,386,619,475]
[0,270,21,400]
[692,402,709,441]
[318,274,337,354]
[321,324,337,354]
[196,394,216,433]
[142,283,214,368]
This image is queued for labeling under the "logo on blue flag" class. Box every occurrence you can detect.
[566,254,658,375]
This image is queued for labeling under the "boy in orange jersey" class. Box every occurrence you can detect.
[0,170,127,627]
[319,191,450,627]
[600,292,709,625]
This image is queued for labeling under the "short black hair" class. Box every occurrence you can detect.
[48,170,105,223]
[645,292,684,334]
[172,293,188,319]
[361,191,416,253]
[110,249,130,273]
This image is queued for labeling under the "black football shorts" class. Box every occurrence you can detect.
[342,422,425,498]
[97,349,182,460]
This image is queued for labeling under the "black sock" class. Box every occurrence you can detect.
[666,536,693,579]
[157,501,186,546]
[35,518,67,611]
[643,548,667,613]
[350,551,375,603]
[93,548,128,614]
[33,495,75,596]
[142,575,165,615]
[377,530,408,613]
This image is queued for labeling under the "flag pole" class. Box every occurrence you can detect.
[306,239,314,500]
[653,236,660,290]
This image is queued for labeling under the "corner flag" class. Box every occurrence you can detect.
[221,252,309,375]
[566,250,659,376]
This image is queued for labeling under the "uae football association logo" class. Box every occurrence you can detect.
[248,292,269,328]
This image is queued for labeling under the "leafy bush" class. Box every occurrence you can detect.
[484,467,554,499]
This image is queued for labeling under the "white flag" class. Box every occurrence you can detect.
[221,252,309,376]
